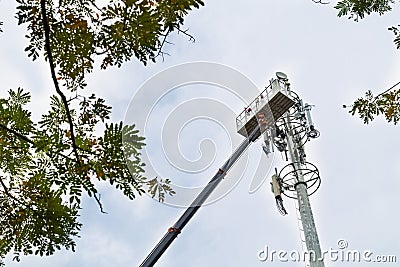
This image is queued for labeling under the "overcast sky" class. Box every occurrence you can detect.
[1,0,400,266]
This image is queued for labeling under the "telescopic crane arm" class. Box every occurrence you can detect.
[139,125,261,267]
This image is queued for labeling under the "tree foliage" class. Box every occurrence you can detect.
[1,0,203,265]
[17,0,204,91]
[335,0,394,21]
[388,24,400,49]
[335,0,400,124]
[0,88,147,264]
[344,84,400,124]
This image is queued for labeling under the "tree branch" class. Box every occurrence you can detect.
[94,193,107,214]
[151,26,194,61]
[175,26,195,42]
[0,123,72,161]
[91,1,106,16]
[40,0,80,161]
[0,176,26,206]
[0,123,34,145]
[311,0,329,4]
[374,80,400,101]
[152,30,173,61]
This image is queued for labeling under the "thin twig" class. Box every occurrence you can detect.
[40,0,80,161]
[175,27,195,42]
[94,49,108,56]
[311,0,329,4]
[91,1,106,16]
[94,194,107,213]
[67,94,80,103]
[0,176,26,206]
[152,30,172,61]
[76,146,95,154]
[374,80,400,101]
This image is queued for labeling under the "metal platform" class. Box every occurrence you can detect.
[236,79,295,139]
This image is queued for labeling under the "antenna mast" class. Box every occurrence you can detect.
[259,72,324,267]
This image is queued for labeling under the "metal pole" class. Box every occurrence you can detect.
[285,115,325,267]
[139,125,261,267]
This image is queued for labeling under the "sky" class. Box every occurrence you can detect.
[1,0,400,266]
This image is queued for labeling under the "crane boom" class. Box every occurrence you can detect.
[139,125,261,267]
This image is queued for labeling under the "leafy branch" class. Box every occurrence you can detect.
[147,177,176,203]
[388,24,400,49]
[40,0,80,161]
[335,0,394,21]
[0,123,34,146]
[344,81,400,124]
